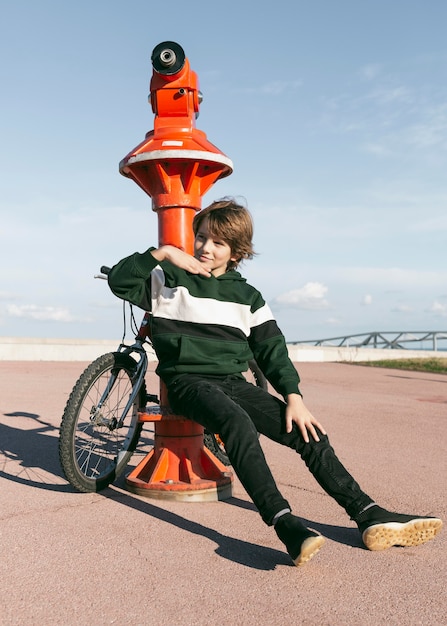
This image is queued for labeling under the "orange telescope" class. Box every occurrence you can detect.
[121,41,234,500]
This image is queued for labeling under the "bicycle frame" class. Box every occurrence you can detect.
[112,342,148,429]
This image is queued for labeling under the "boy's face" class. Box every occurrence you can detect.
[194,217,236,277]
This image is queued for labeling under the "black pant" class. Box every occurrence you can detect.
[167,374,373,525]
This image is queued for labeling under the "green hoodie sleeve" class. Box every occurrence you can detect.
[247,291,302,398]
[108,247,158,311]
[251,333,302,398]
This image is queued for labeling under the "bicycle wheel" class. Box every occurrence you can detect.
[203,360,267,466]
[59,352,146,493]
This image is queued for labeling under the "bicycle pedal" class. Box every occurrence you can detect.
[145,393,159,403]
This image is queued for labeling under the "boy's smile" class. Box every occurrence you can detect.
[194,217,236,277]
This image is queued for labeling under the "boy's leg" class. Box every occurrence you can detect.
[168,374,326,565]
[232,380,442,549]
[231,379,374,520]
[167,375,291,525]
[168,375,442,554]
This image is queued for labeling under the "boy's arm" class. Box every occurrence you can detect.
[151,245,210,276]
[249,327,301,398]
[248,296,327,440]
[107,248,159,310]
[107,245,210,310]
[253,337,328,442]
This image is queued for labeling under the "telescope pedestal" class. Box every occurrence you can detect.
[126,416,233,501]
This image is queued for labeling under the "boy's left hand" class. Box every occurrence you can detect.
[285,394,327,443]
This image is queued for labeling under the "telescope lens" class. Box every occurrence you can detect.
[151,41,185,75]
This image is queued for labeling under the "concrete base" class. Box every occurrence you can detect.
[286,344,442,363]
[0,336,157,362]
[0,336,442,362]
[125,480,233,502]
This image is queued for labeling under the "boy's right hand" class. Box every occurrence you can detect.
[285,393,327,443]
[151,245,211,277]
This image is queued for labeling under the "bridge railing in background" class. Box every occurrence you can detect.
[291,331,447,351]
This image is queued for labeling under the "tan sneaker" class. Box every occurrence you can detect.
[275,513,325,566]
[361,514,443,551]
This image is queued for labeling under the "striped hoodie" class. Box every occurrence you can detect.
[108,248,301,398]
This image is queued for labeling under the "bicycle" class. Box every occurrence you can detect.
[58,266,267,493]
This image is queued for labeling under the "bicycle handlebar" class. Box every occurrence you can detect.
[94,266,111,280]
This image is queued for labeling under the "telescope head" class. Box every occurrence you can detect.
[149,41,201,122]
[120,40,233,217]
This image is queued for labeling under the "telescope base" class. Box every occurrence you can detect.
[125,442,233,502]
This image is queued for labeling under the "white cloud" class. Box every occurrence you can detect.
[361,101,447,161]
[391,304,413,313]
[0,291,18,301]
[271,282,329,310]
[361,294,372,306]
[7,304,79,323]
[329,266,447,291]
[325,316,342,326]
[410,214,447,232]
[405,103,447,148]
[261,80,302,95]
[320,63,447,166]
[360,64,381,81]
[366,86,413,106]
[428,300,447,317]
[363,142,394,157]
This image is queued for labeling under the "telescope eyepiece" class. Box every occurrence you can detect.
[151,41,186,76]
[160,48,176,68]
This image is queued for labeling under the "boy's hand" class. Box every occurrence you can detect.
[285,394,327,443]
[151,245,211,277]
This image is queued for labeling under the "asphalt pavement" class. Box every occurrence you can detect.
[1,360,446,625]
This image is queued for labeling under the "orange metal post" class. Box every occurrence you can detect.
[122,41,233,500]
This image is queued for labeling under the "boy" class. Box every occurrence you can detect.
[108,198,442,566]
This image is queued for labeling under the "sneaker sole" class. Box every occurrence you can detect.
[362,517,443,551]
[293,535,326,566]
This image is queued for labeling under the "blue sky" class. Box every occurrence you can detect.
[1,0,447,342]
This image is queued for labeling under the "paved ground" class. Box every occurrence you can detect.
[0,360,446,626]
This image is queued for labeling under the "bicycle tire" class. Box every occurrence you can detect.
[59,352,146,493]
[203,360,267,466]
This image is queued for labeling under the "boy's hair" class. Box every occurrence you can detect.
[193,198,256,271]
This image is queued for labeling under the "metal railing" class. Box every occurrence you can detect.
[290,331,447,351]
